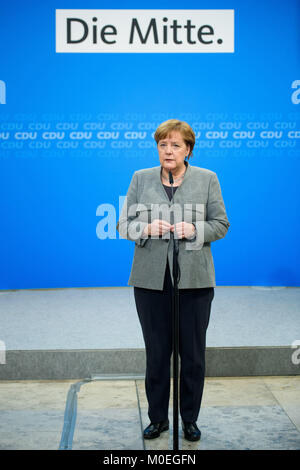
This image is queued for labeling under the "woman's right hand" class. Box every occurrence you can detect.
[142,219,172,237]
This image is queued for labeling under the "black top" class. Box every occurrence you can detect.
[163,184,178,201]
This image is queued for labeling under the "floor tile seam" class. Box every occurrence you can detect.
[139,404,290,410]
[76,378,145,450]
[0,408,67,411]
[261,379,300,433]
[200,404,283,408]
[139,402,280,407]
[134,380,146,451]
[75,407,143,412]
[0,430,62,436]
[76,378,141,410]
[262,377,294,401]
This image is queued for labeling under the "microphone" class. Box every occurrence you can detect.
[169,171,179,255]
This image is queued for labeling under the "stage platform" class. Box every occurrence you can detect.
[0,286,299,380]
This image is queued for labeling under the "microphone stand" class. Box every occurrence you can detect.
[169,170,180,451]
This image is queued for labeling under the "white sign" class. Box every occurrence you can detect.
[56,9,234,53]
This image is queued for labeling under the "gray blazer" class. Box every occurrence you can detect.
[116,161,230,290]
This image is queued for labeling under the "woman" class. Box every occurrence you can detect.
[117,119,230,441]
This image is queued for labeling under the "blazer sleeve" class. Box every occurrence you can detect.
[194,172,230,244]
[116,171,149,247]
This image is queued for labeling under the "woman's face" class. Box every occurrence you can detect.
[157,131,190,174]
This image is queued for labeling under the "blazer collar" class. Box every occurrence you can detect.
[154,160,191,202]
[157,160,191,182]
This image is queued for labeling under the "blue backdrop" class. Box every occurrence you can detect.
[1,0,299,289]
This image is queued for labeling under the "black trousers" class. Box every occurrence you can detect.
[134,261,214,423]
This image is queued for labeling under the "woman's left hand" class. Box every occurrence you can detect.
[170,222,196,240]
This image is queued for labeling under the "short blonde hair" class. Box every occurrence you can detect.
[154,119,195,158]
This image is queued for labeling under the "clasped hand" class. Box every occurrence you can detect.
[142,219,196,239]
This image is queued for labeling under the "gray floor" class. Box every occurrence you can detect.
[0,286,299,350]
[0,376,299,450]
